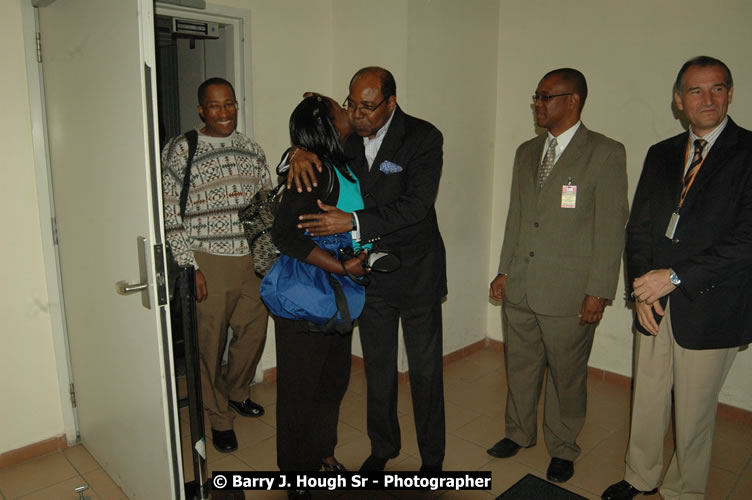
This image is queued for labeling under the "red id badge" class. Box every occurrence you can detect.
[561,185,577,208]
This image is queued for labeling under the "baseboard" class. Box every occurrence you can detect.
[263,336,752,425]
[0,434,67,469]
[586,364,752,425]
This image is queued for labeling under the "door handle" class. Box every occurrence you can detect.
[116,281,148,294]
[115,236,151,309]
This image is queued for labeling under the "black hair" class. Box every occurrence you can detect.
[289,96,350,172]
[197,77,236,105]
[542,68,588,111]
[349,66,396,99]
[674,56,733,94]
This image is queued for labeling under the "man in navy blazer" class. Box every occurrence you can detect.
[602,56,752,500]
[291,67,447,472]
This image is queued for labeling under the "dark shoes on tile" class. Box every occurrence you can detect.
[419,463,442,472]
[546,457,574,483]
[211,428,238,453]
[321,459,346,472]
[228,398,264,417]
[487,438,526,458]
[359,455,389,472]
[601,480,658,499]
[287,489,312,499]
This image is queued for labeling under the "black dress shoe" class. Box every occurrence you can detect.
[601,480,658,499]
[228,398,264,417]
[211,428,238,453]
[487,438,525,458]
[321,459,346,472]
[359,455,388,471]
[287,489,312,499]
[419,463,442,472]
[546,457,574,483]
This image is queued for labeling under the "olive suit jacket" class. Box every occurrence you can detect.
[498,124,629,316]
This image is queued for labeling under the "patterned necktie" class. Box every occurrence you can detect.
[680,138,707,202]
[538,137,558,189]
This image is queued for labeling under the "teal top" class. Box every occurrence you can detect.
[334,165,370,252]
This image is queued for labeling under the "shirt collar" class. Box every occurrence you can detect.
[689,116,728,148]
[363,107,396,146]
[547,120,581,151]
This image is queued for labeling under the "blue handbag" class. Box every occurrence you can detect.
[260,232,365,333]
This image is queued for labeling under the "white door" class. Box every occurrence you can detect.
[38,0,181,498]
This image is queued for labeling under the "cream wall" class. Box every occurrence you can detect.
[1,0,65,454]
[487,0,752,410]
[330,0,499,361]
[5,0,752,456]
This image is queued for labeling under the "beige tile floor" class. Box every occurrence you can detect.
[1,347,751,499]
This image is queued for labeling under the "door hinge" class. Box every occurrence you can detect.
[69,383,77,408]
[36,31,42,63]
[51,217,58,245]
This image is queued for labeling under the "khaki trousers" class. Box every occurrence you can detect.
[194,252,268,431]
[625,302,737,499]
[503,295,596,461]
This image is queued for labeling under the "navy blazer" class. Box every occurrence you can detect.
[345,106,447,307]
[626,117,752,349]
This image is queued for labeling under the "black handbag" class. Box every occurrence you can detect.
[239,182,285,277]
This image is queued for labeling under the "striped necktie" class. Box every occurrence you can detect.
[680,138,707,202]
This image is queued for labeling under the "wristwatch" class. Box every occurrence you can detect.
[669,269,681,286]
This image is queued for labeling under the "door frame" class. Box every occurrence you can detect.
[21,0,252,447]
[155,1,254,138]
[20,0,78,445]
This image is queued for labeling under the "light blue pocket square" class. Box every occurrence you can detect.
[379,161,403,174]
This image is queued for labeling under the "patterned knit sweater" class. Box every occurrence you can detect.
[161,130,272,268]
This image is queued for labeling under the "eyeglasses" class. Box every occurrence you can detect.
[532,93,573,103]
[342,95,388,115]
[204,102,238,112]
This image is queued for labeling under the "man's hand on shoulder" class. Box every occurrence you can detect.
[195,269,208,302]
[288,147,323,193]
[489,274,507,301]
[579,295,606,325]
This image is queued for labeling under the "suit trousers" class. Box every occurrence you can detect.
[359,292,446,467]
[274,316,352,471]
[502,295,596,461]
[624,302,738,499]
[194,252,268,431]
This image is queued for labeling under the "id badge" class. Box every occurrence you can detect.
[561,185,577,208]
[665,211,680,239]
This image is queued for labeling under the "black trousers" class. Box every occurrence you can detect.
[359,293,445,467]
[274,316,352,471]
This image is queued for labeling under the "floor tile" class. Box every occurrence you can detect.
[4,346,752,500]
[62,445,100,474]
[706,465,738,500]
[81,468,128,500]
[0,453,78,498]
[15,476,93,500]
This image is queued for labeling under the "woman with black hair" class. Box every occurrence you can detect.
[261,96,367,488]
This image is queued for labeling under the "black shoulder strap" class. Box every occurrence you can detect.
[179,130,199,219]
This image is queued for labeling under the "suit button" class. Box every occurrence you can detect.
[529,251,535,257]
[533,222,540,228]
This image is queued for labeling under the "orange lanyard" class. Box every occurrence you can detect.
[679,141,707,207]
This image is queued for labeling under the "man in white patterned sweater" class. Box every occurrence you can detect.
[161,77,271,453]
